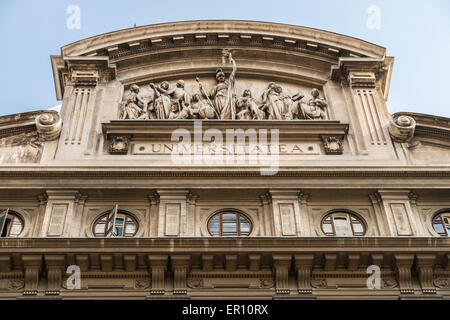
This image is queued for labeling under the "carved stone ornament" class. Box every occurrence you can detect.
[35,112,62,141]
[108,136,131,154]
[8,279,25,290]
[187,278,203,289]
[135,279,151,289]
[311,278,327,288]
[259,278,275,289]
[322,136,344,154]
[382,279,398,289]
[118,50,328,121]
[388,114,416,143]
[433,278,450,289]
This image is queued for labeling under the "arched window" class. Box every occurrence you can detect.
[208,211,252,237]
[321,211,365,236]
[432,211,450,236]
[0,209,24,238]
[93,211,138,237]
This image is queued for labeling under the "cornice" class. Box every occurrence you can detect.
[61,20,386,59]
[0,237,449,252]
[0,168,449,178]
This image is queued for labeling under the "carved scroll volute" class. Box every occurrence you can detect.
[393,254,414,294]
[415,254,437,294]
[22,255,43,295]
[389,114,416,143]
[273,254,292,294]
[294,254,314,294]
[171,255,191,295]
[35,112,62,141]
[148,254,168,295]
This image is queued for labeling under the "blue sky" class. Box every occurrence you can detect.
[0,0,449,117]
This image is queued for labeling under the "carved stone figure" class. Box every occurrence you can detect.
[119,84,147,120]
[191,91,217,119]
[262,83,302,120]
[292,88,327,120]
[236,89,266,120]
[149,81,172,119]
[198,50,237,119]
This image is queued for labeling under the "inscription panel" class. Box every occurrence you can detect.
[165,203,181,236]
[390,203,412,236]
[279,203,296,236]
[47,204,68,236]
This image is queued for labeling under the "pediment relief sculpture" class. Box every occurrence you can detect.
[118,50,328,121]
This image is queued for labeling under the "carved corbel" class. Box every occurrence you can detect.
[294,254,314,294]
[389,114,416,143]
[44,255,66,295]
[415,254,436,294]
[273,254,292,294]
[171,255,191,295]
[35,111,62,141]
[148,255,168,295]
[22,255,43,295]
[321,136,344,155]
[393,254,414,294]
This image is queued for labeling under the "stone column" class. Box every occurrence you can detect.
[156,190,189,237]
[269,190,302,236]
[40,190,81,237]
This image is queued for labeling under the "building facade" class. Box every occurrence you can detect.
[0,20,449,299]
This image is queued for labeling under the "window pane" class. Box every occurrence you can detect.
[352,221,364,234]
[125,221,136,236]
[209,216,220,235]
[434,222,445,235]
[8,217,23,237]
[322,222,333,234]
[333,217,351,236]
[95,222,105,235]
[222,222,237,233]
[222,213,236,221]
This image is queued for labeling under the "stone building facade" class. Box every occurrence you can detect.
[0,20,449,299]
